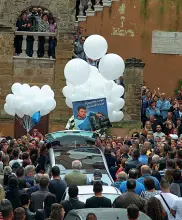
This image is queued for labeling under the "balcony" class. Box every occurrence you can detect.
[14,31,57,60]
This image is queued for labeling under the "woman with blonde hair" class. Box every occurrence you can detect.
[0,184,5,203]
[144,121,153,133]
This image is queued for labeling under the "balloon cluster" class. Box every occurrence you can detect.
[62,35,125,122]
[4,83,56,118]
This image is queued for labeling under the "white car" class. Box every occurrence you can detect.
[62,185,121,203]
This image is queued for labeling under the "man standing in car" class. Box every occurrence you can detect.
[61,185,85,217]
[85,181,112,208]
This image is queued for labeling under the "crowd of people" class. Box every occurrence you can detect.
[0,85,182,219]
[15,8,57,58]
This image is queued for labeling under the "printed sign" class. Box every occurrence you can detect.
[73,98,111,131]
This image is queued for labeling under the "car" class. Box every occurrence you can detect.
[47,145,114,185]
[64,208,151,220]
[62,185,121,203]
[45,130,97,144]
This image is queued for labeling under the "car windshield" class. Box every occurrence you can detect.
[46,131,96,141]
[78,194,119,203]
[54,147,105,170]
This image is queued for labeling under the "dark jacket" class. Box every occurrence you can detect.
[48,178,67,203]
[6,188,21,210]
[30,189,49,213]
[125,159,141,174]
[113,191,146,212]
[61,198,85,217]
[35,209,47,220]
[104,154,117,169]
[24,207,35,220]
[174,110,182,122]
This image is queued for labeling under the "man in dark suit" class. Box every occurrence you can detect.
[174,104,182,124]
[113,179,146,212]
[125,150,141,174]
[61,185,85,217]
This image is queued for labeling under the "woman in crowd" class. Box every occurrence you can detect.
[164,121,175,136]
[0,184,5,203]
[140,178,161,200]
[6,176,21,210]
[146,197,168,220]
[38,13,49,57]
[48,17,57,59]
[49,203,65,220]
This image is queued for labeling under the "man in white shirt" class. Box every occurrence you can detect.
[153,125,165,140]
[155,178,178,220]
[171,198,182,220]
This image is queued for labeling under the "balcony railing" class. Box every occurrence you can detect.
[14,31,57,60]
[76,0,112,21]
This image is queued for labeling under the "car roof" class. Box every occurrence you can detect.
[65,208,151,220]
[71,185,119,194]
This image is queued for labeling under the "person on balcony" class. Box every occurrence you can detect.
[74,36,86,60]
[26,8,39,57]
[48,17,57,59]
[15,12,28,55]
[38,13,50,58]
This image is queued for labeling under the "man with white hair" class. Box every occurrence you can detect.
[24,165,35,187]
[64,160,89,186]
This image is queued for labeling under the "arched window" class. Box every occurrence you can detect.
[14,7,57,59]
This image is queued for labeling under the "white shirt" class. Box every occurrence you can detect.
[171,198,182,220]
[155,193,178,220]
[179,111,182,118]
[9,159,23,167]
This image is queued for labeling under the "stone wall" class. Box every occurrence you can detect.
[123,58,144,122]
[0,28,14,118]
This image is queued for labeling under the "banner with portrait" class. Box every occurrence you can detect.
[73,98,111,131]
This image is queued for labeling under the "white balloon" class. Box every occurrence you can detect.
[40,109,50,116]
[41,85,51,91]
[43,98,55,111]
[65,98,73,108]
[113,98,125,110]
[104,81,113,92]
[21,85,31,99]
[89,84,104,97]
[99,53,125,80]
[107,102,114,113]
[11,83,22,96]
[4,103,15,116]
[108,111,117,122]
[71,93,88,102]
[15,109,24,118]
[64,58,90,86]
[114,111,124,122]
[62,85,75,98]
[21,102,32,115]
[112,85,124,98]
[33,99,43,112]
[30,86,41,95]
[84,35,108,60]
[50,100,56,111]
[13,96,24,110]
[6,94,15,108]
[43,89,55,98]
